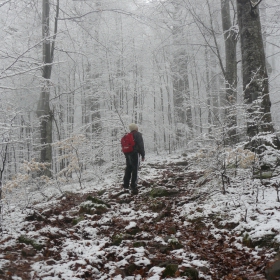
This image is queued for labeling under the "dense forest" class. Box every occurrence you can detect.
[0,0,279,181]
[1,0,280,279]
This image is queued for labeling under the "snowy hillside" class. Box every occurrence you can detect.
[1,150,280,280]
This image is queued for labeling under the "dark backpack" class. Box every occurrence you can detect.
[121,132,135,153]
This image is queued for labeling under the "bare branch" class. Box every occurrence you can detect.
[0,0,10,8]
[250,0,263,9]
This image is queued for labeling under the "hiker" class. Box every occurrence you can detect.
[122,123,145,195]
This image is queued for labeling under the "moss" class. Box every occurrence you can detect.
[162,264,178,278]
[242,233,279,249]
[174,161,188,166]
[124,263,137,276]
[79,204,95,215]
[94,205,109,215]
[79,198,109,215]
[223,222,239,230]
[18,235,44,251]
[149,188,178,198]
[133,241,146,248]
[111,234,124,246]
[253,171,273,179]
[72,215,84,225]
[207,213,237,229]
[252,234,277,248]
[180,267,199,279]
[97,189,106,196]
[126,226,141,236]
[86,195,111,208]
[242,233,253,248]
[149,188,168,198]
[187,216,207,230]
[154,211,171,222]
[168,238,183,250]
[25,211,44,222]
[149,200,165,212]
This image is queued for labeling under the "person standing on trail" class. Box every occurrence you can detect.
[122,123,145,195]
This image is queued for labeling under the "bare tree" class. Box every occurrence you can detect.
[36,0,59,176]
[0,142,8,233]
[236,0,274,138]
[221,0,238,142]
[172,1,193,147]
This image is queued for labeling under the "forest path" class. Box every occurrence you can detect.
[0,156,276,279]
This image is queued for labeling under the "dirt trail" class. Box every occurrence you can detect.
[0,160,274,279]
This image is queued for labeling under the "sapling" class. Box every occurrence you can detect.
[244,208,248,223]
[53,134,88,189]
[272,182,280,203]
[256,183,259,204]
[3,159,52,207]
[0,141,8,233]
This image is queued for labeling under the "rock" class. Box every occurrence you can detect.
[126,225,141,235]
[141,180,151,187]
[162,263,178,278]
[111,267,125,278]
[25,211,45,222]
[166,225,177,234]
[149,188,179,198]
[253,171,273,179]
[21,247,36,257]
[133,241,146,247]
[46,259,56,265]
[111,234,124,246]
[174,161,188,166]
[150,200,165,212]
[265,259,280,280]
[159,245,170,254]
[41,208,53,217]
[86,195,111,208]
[168,239,183,250]
[124,263,137,276]
[198,266,209,274]
[180,267,199,279]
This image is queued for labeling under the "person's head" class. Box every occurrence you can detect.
[129,123,138,132]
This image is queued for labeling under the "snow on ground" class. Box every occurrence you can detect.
[0,149,280,279]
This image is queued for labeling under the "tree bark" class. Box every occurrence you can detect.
[221,0,238,142]
[36,0,59,176]
[172,2,192,148]
[236,0,274,137]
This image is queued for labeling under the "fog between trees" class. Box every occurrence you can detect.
[0,0,280,183]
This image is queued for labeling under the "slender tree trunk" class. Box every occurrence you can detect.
[237,0,274,137]
[37,0,59,176]
[205,46,212,133]
[0,143,8,232]
[194,63,203,135]
[171,2,192,148]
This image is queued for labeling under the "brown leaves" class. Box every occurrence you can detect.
[0,162,274,280]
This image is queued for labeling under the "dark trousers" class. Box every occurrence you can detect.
[123,153,140,189]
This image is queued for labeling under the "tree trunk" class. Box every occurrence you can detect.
[205,46,212,133]
[37,0,59,176]
[221,0,238,142]
[172,3,192,148]
[236,0,274,137]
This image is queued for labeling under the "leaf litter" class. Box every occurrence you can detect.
[1,151,280,279]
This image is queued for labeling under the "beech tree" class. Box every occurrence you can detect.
[171,1,193,147]
[221,0,238,142]
[37,0,59,176]
[236,0,275,138]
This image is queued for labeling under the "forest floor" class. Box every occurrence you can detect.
[1,150,280,279]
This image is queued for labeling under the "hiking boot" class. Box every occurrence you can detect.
[131,188,138,195]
